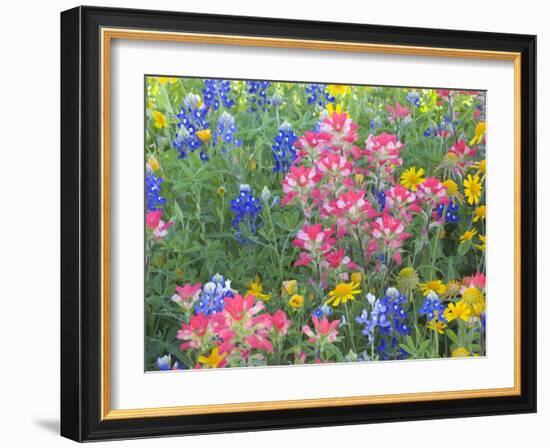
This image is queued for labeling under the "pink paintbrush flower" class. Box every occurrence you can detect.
[302,316,340,343]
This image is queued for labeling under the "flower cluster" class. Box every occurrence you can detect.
[172,93,211,160]
[145,77,487,370]
[202,79,234,111]
[176,275,293,368]
[245,80,271,112]
[305,84,335,107]
[356,288,410,360]
[194,273,235,316]
[214,112,241,155]
[272,122,298,174]
[145,167,167,211]
[230,184,262,244]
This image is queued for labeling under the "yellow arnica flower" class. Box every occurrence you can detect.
[217,186,226,197]
[196,129,212,143]
[326,282,361,306]
[157,76,177,84]
[463,174,483,205]
[246,276,271,301]
[282,280,297,296]
[400,167,426,191]
[397,267,420,292]
[472,205,486,222]
[462,287,486,316]
[249,159,257,171]
[443,300,472,323]
[442,280,462,298]
[152,111,167,129]
[147,156,160,172]
[443,179,464,203]
[473,159,486,175]
[198,347,226,368]
[326,103,344,116]
[289,294,304,309]
[351,272,363,284]
[354,173,365,186]
[475,234,487,251]
[452,347,471,358]
[469,121,486,145]
[460,228,478,243]
[419,279,446,296]
[427,318,447,334]
[326,84,351,97]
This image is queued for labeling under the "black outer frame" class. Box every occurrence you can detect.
[60,5,537,442]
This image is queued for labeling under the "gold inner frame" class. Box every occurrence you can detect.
[100,27,522,420]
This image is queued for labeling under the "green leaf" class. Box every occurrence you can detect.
[445,329,458,343]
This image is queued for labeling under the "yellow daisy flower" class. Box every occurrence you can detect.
[475,234,487,251]
[427,318,447,334]
[473,159,486,176]
[326,84,351,97]
[196,129,212,143]
[443,300,472,323]
[289,294,304,309]
[198,347,226,368]
[326,103,344,116]
[246,276,272,301]
[472,205,486,222]
[152,110,167,129]
[147,156,160,172]
[326,282,361,307]
[157,76,177,84]
[469,121,486,145]
[443,179,464,203]
[463,174,483,205]
[400,167,426,191]
[460,228,478,243]
[281,280,298,296]
[452,347,471,358]
[462,287,486,316]
[419,279,446,296]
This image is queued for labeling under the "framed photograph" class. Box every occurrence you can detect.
[60,6,536,441]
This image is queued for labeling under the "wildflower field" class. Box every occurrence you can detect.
[145,76,487,371]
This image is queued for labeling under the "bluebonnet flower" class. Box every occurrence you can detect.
[172,93,211,160]
[202,79,234,110]
[214,112,241,155]
[356,288,411,359]
[268,92,284,108]
[436,200,460,223]
[146,167,166,211]
[424,126,436,137]
[312,304,332,319]
[157,354,171,370]
[377,337,408,361]
[157,354,185,371]
[405,90,421,108]
[376,189,386,212]
[245,80,271,112]
[305,84,335,107]
[194,273,235,316]
[356,309,376,343]
[370,117,382,130]
[230,184,262,244]
[272,122,298,173]
[419,292,447,322]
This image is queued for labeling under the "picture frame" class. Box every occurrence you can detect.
[60,5,537,441]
